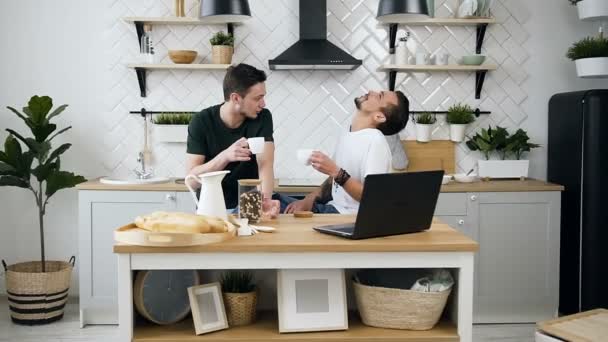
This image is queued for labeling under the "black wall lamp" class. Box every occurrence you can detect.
[200,0,251,35]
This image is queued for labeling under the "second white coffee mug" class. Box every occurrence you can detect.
[436,53,449,65]
[297,149,314,165]
[416,52,430,65]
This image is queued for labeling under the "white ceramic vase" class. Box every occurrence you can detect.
[478,160,529,179]
[449,124,467,142]
[154,125,188,143]
[577,0,608,21]
[575,57,608,78]
[415,124,433,143]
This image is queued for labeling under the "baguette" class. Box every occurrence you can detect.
[135,211,211,234]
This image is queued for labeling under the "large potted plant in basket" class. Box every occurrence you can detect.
[210,31,234,64]
[567,32,608,78]
[153,112,193,143]
[466,126,540,179]
[569,0,608,21]
[0,95,86,325]
[446,103,475,142]
[220,271,257,326]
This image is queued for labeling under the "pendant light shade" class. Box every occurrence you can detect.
[377,0,430,22]
[199,0,251,23]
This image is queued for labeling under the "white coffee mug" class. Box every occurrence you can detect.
[436,53,449,65]
[297,149,314,165]
[247,137,265,155]
[416,52,430,65]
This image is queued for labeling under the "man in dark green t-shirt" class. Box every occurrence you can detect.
[186,64,275,211]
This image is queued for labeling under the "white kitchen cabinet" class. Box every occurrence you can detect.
[78,190,180,326]
[435,191,561,324]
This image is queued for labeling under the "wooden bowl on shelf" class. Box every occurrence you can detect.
[168,50,197,64]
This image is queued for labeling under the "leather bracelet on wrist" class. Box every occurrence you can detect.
[334,168,351,187]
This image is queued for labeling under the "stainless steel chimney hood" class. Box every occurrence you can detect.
[268,0,362,70]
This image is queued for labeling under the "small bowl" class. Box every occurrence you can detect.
[461,55,486,66]
[454,173,479,183]
[442,175,452,185]
[168,50,197,64]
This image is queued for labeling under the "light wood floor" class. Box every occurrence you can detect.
[0,297,536,342]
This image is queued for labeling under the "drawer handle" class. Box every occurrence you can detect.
[459,220,465,226]
[165,194,176,201]
[470,195,477,201]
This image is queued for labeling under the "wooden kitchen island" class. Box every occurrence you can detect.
[114,215,479,342]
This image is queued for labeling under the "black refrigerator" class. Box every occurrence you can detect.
[548,90,608,315]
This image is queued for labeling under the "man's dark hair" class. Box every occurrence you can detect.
[223,63,267,100]
[377,91,409,136]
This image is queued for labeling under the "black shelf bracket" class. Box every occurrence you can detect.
[476,23,488,54]
[135,21,145,50]
[227,23,235,36]
[135,68,147,98]
[389,71,397,91]
[475,70,488,99]
[388,24,398,54]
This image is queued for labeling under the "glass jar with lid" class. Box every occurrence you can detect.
[237,179,263,223]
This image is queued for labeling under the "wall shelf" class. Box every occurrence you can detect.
[127,64,231,97]
[379,64,498,99]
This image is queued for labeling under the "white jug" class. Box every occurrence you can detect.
[185,170,230,220]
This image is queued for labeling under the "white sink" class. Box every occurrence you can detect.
[99,177,171,185]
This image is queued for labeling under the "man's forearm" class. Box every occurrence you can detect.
[259,161,275,199]
[340,176,363,202]
[188,153,228,177]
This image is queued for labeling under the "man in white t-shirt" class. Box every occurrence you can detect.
[277,90,409,214]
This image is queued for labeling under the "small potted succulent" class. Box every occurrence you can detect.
[466,126,540,179]
[220,271,257,326]
[567,31,608,78]
[413,113,436,143]
[153,113,193,143]
[569,0,608,21]
[210,31,235,64]
[446,103,476,142]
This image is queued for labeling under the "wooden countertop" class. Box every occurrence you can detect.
[113,215,479,254]
[78,178,564,193]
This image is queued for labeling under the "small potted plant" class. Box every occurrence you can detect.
[466,126,540,179]
[0,95,86,324]
[153,113,193,143]
[220,271,257,326]
[446,103,475,142]
[569,0,608,21]
[567,31,608,78]
[413,113,436,143]
[210,31,235,64]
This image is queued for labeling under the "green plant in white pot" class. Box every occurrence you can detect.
[446,103,475,142]
[569,0,608,21]
[413,113,436,143]
[0,95,86,325]
[153,113,193,143]
[566,32,608,78]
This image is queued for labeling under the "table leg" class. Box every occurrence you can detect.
[454,253,474,342]
[118,254,133,342]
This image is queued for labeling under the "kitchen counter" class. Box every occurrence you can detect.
[77,177,564,193]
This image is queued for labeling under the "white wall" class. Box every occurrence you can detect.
[0,0,606,296]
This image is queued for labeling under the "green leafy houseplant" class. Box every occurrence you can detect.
[210,31,235,46]
[220,271,256,293]
[504,129,541,160]
[446,104,476,125]
[465,126,509,160]
[413,112,437,125]
[0,96,86,272]
[153,113,194,125]
[566,35,608,60]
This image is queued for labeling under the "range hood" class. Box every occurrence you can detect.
[269,0,362,70]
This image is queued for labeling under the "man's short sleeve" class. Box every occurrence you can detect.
[363,134,392,178]
[259,110,274,142]
[186,113,208,156]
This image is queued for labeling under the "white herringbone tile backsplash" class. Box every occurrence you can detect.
[104,0,530,179]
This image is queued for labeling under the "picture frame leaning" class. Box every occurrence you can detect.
[188,282,229,335]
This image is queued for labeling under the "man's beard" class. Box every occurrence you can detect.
[354,95,367,109]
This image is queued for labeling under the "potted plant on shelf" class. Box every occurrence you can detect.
[210,31,234,64]
[569,0,608,21]
[413,113,436,143]
[466,126,539,179]
[220,271,257,326]
[153,113,193,143]
[0,95,86,325]
[567,31,608,78]
[446,103,476,142]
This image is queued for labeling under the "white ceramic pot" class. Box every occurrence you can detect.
[449,124,467,142]
[577,0,608,21]
[154,125,188,143]
[478,160,529,179]
[575,57,608,78]
[415,124,433,142]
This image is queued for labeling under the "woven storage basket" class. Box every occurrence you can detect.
[353,280,451,330]
[223,291,257,326]
[3,257,74,325]
[212,46,233,64]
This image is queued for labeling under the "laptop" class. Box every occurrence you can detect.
[313,170,444,240]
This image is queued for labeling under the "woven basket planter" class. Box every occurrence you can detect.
[212,45,233,64]
[3,257,74,325]
[223,291,257,326]
[353,280,451,330]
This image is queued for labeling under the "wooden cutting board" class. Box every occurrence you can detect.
[114,223,236,247]
[537,309,608,342]
[399,140,455,174]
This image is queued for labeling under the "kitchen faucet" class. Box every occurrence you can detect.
[134,151,153,179]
